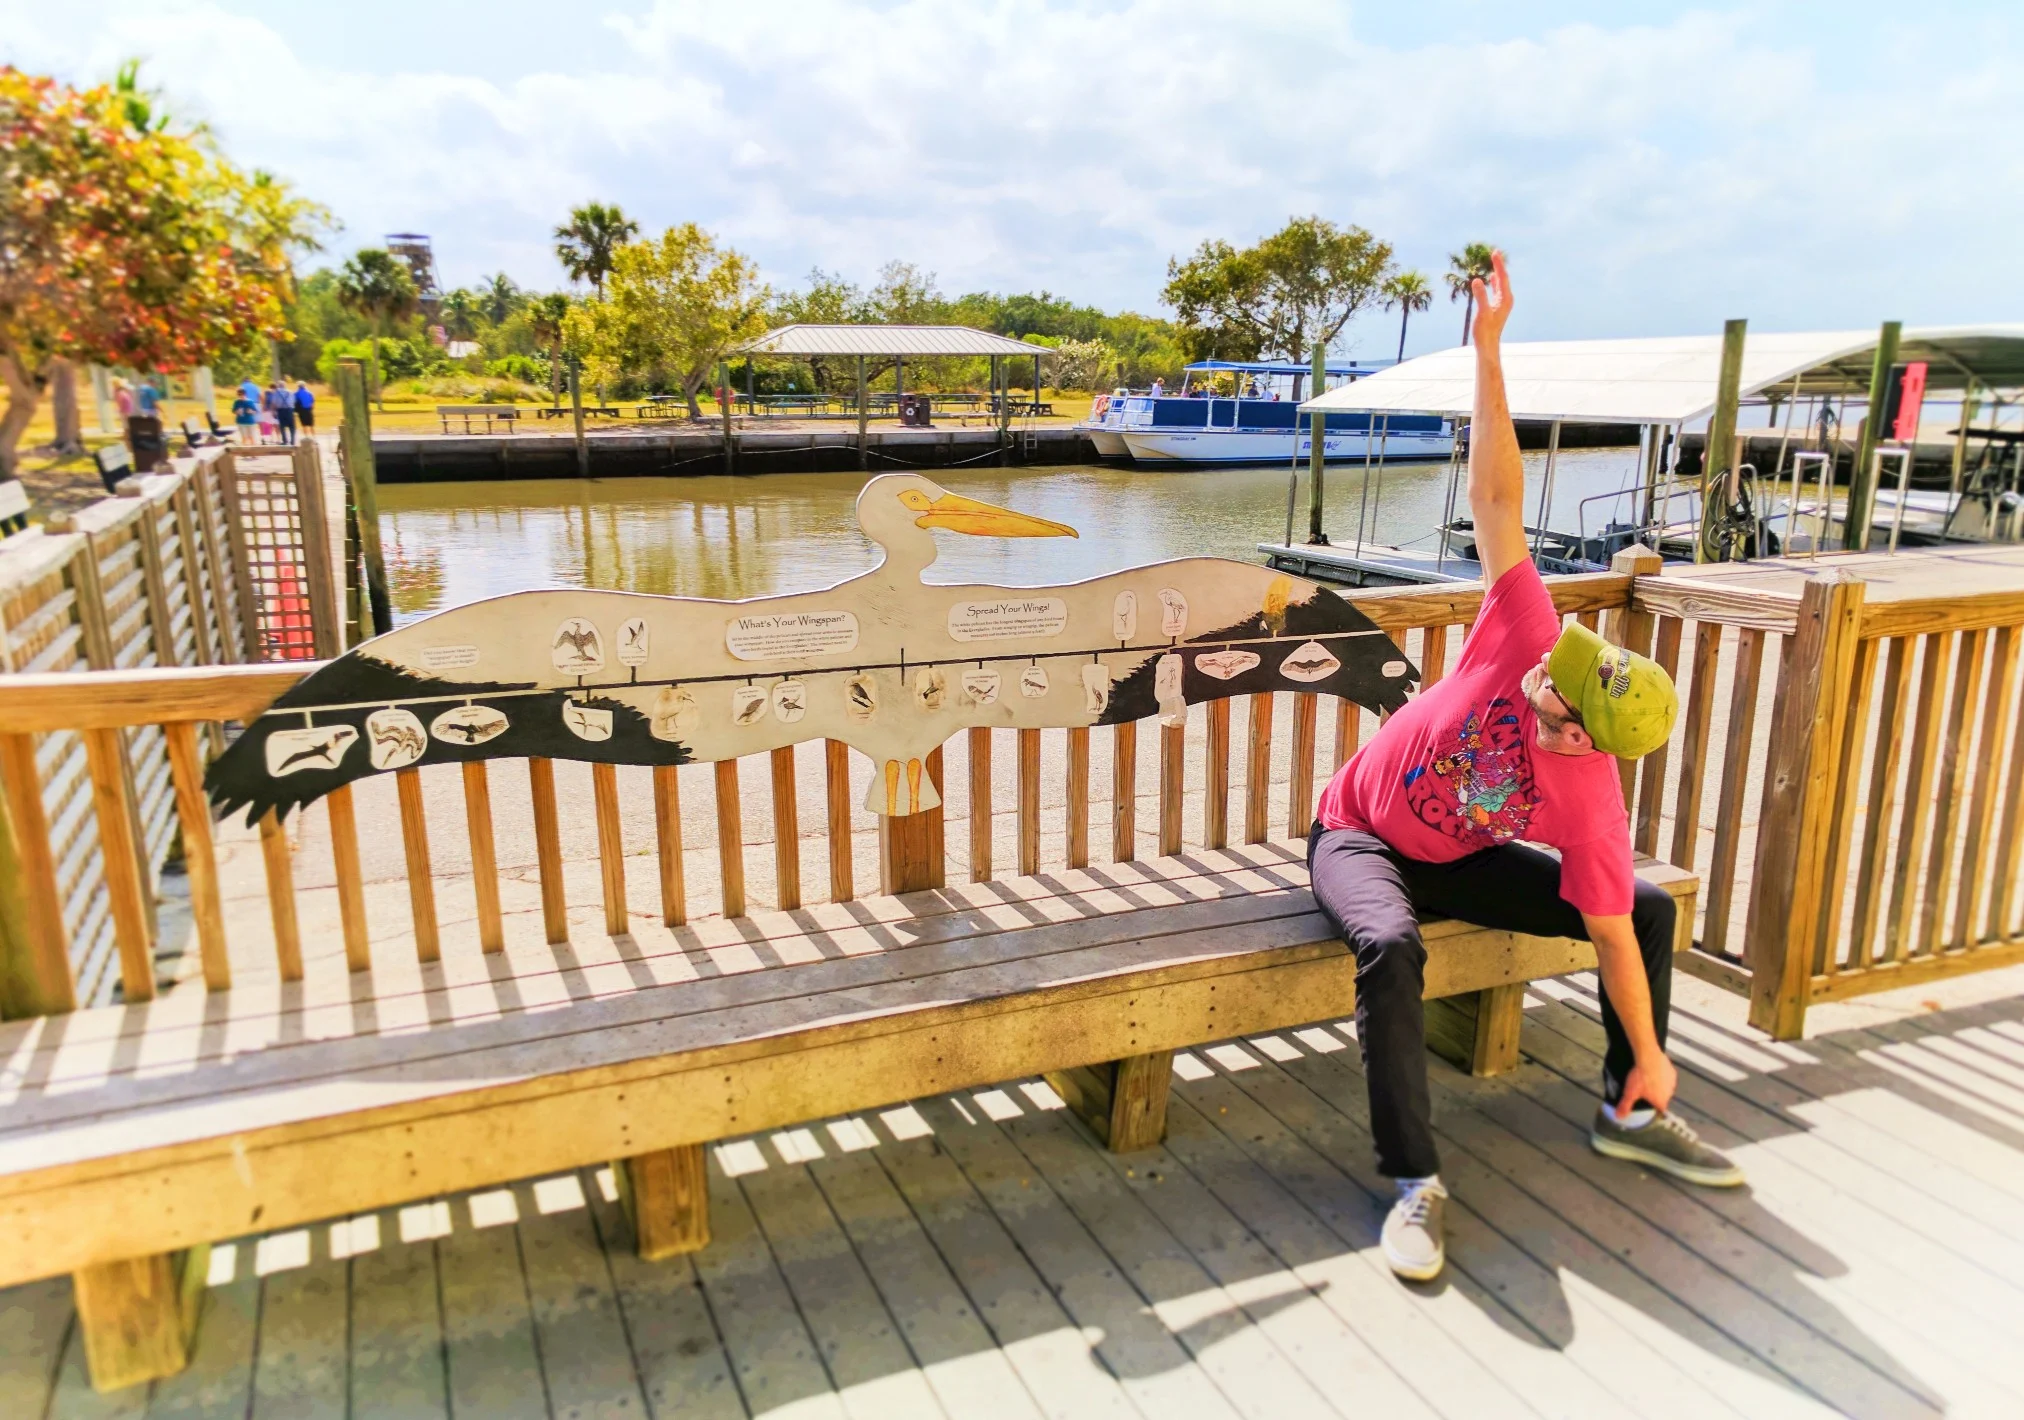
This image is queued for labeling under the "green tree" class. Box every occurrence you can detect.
[440,288,480,342]
[1381,270,1433,363]
[479,272,521,325]
[0,64,293,476]
[1445,243,1496,345]
[565,224,768,418]
[554,202,639,300]
[1162,216,1394,362]
[334,248,420,409]
[526,293,572,405]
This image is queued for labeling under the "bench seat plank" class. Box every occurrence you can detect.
[0,843,1694,1287]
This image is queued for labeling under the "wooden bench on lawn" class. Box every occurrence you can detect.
[0,562,1697,1392]
[435,404,521,434]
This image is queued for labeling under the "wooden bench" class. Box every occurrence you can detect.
[93,442,134,494]
[435,405,521,434]
[0,476,28,536]
[533,404,622,419]
[0,780,1693,1391]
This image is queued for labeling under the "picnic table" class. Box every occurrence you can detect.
[534,405,622,419]
[636,395,688,417]
[741,394,835,417]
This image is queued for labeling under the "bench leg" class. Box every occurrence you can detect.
[72,1244,209,1392]
[1424,984,1526,1078]
[617,1145,710,1260]
[1044,1051,1175,1153]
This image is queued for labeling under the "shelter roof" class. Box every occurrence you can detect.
[739,324,1047,358]
[1299,325,2024,425]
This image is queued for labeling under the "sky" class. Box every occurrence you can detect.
[8,1,2021,360]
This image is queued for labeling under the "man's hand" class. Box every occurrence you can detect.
[1466,249,1527,585]
[1471,250,1515,349]
[1615,1051,1678,1120]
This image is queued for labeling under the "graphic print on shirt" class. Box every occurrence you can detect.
[1401,698,1536,844]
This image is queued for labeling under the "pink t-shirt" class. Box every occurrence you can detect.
[1315,559,1634,917]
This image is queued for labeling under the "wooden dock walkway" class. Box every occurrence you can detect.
[7,964,2023,1419]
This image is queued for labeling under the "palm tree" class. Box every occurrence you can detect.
[1445,243,1495,345]
[527,294,573,408]
[1381,270,1433,363]
[480,272,521,325]
[335,249,420,410]
[440,288,481,343]
[553,203,639,300]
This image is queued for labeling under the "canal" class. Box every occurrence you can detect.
[376,449,1640,623]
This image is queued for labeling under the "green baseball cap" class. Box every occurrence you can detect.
[1546,623,1678,759]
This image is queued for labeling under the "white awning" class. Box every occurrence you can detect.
[1300,325,2024,426]
[739,324,1048,358]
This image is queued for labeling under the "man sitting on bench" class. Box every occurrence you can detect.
[1307,252,1743,1283]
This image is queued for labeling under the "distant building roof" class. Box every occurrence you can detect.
[1300,326,2024,426]
[739,324,1049,358]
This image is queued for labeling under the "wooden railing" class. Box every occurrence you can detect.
[1,544,2016,1041]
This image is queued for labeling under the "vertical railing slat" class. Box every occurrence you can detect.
[163,722,230,989]
[462,763,504,953]
[592,761,629,934]
[1668,623,1724,871]
[1158,721,1184,857]
[396,767,440,963]
[1333,696,1360,772]
[770,747,800,911]
[1112,720,1138,863]
[325,782,371,972]
[257,809,302,982]
[1848,639,1911,969]
[825,740,854,901]
[81,727,153,1004]
[1634,615,1684,856]
[1286,693,1316,841]
[1243,692,1273,845]
[1885,633,1954,962]
[967,728,992,883]
[1814,636,1880,977]
[1917,629,1986,957]
[1017,728,1041,876]
[715,758,746,918]
[1956,625,2020,947]
[528,757,568,944]
[1699,627,1764,960]
[1065,726,1090,870]
[654,765,687,926]
[1203,698,1230,850]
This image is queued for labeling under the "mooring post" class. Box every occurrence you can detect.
[335,361,392,636]
[1306,341,1328,543]
[856,355,868,471]
[1846,320,1902,552]
[1698,318,1747,563]
[719,360,735,475]
[568,362,589,479]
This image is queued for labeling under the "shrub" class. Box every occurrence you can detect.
[485,354,548,385]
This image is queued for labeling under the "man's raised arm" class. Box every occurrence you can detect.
[1466,252,1528,587]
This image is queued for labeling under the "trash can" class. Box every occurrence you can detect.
[124,415,167,477]
[898,393,933,428]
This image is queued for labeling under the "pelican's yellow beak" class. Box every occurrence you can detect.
[899,489,1079,539]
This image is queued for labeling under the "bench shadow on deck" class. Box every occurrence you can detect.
[8,975,2024,1419]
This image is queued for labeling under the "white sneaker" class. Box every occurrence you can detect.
[1381,1179,1447,1281]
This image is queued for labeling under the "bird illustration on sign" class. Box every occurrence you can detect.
[206,474,1419,824]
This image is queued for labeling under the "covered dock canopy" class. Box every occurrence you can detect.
[737,323,1047,358]
[1185,358,1387,377]
[1299,325,2024,426]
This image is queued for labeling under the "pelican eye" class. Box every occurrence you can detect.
[897,491,934,510]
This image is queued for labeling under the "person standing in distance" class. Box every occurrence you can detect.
[1306,251,1743,1284]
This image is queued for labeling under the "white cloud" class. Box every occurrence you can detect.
[6,1,2020,353]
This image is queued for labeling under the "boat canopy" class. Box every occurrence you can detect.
[1298,326,2024,426]
[1184,359,1387,377]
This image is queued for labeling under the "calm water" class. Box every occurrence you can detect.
[376,450,1643,624]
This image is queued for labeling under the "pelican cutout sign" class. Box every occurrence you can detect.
[205,474,1418,825]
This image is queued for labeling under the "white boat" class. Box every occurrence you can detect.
[1077,391,1131,458]
[1112,360,1454,465]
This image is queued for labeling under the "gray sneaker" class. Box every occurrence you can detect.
[1590,1108,1745,1187]
[1381,1180,1447,1281]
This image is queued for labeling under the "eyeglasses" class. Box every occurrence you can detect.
[1541,680,1584,728]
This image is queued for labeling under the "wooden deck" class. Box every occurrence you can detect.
[7,965,2024,1419]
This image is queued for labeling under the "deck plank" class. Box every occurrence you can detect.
[436,1189,551,1420]
[346,1214,450,1419]
[736,1141,945,1418]
[915,1093,1242,1420]
[248,1234,350,1420]
[0,1277,67,1418]
[515,1175,650,1420]
[586,1180,744,1420]
[143,1270,259,1419]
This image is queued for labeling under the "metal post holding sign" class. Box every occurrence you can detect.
[1846,320,1902,550]
[1306,343,1328,544]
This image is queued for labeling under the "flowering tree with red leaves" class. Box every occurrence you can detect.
[0,66,314,478]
